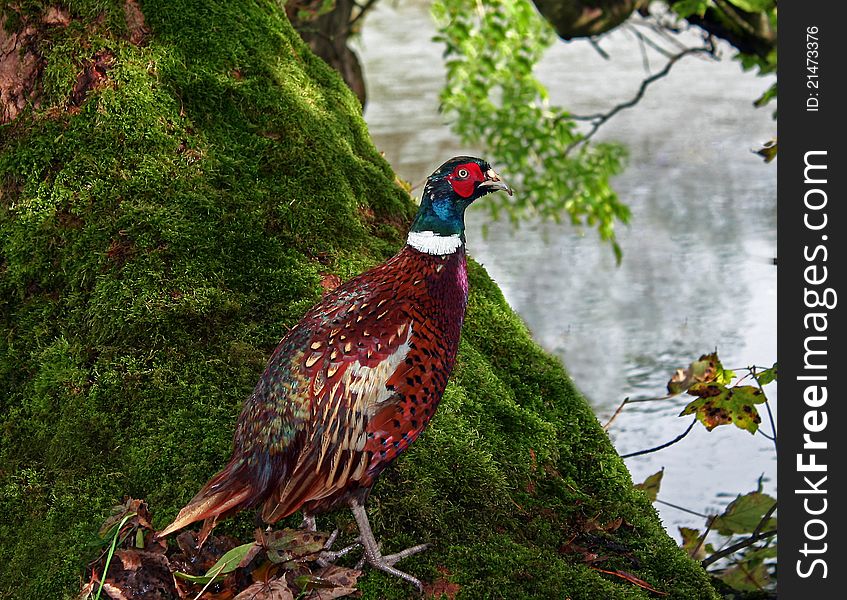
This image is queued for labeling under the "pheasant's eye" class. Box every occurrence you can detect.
[457,168,469,178]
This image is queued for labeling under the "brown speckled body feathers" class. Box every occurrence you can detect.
[158,245,469,537]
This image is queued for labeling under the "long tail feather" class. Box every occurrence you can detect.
[156,459,264,540]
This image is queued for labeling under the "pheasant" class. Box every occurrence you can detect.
[156,156,512,591]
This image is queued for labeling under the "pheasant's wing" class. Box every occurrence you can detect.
[157,270,418,538]
[259,278,420,521]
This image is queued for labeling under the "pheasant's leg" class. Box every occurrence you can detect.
[300,512,316,532]
[309,520,361,566]
[350,500,430,593]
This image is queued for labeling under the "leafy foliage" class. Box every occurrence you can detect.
[666,354,773,434]
[634,467,777,592]
[667,352,725,395]
[80,499,360,599]
[671,0,777,112]
[619,352,777,593]
[680,383,766,433]
[432,0,630,260]
[428,0,777,258]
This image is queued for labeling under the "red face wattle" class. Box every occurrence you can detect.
[446,162,485,198]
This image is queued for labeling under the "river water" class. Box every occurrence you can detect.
[356,1,777,539]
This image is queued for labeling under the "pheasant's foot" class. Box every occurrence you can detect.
[324,528,339,549]
[360,550,429,594]
[315,529,362,567]
[316,540,361,567]
[381,543,431,567]
[349,500,431,594]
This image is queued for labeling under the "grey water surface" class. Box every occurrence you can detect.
[356,0,777,538]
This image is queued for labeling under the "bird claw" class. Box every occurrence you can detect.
[381,543,431,567]
[316,541,361,567]
[347,501,431,593]
[314,533,431,593]
[323,528,340,550]
[316,529,362,567]
[361,543,431,594]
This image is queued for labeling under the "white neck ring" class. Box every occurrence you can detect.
[406,231,464,255]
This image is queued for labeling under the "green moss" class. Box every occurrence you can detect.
[0,1,716,598]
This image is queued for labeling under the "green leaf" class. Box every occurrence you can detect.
[672,0,711,18]
[634,469,663,502]
[263,529,328,563]
[712,491,776,535]
[756,363,778,385]
[754,83,777,108]
[717,560,772,591]
[725,0,775,13]
[679,527,707,560]
[174,541,258,584]
[680,383,766,433]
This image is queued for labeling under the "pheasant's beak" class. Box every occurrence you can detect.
[479,168,513,196]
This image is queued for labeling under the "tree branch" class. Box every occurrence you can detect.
[346,0,379,34]
[655,498,710,519]
[563,43,714,156]
[701,529,777,568]
[603,397,629,430]
[620,418,696,458]
[588,37,611,60]
[753,501,777,538]
[701,500,777,568]
[624,22,674,59]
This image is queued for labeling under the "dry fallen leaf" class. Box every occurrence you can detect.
[234,579,294,600]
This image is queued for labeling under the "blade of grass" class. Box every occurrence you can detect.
[95,512,136,600]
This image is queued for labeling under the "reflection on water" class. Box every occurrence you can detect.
[357,0,776,536]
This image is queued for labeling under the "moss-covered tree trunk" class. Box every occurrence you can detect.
[1,1,717,598]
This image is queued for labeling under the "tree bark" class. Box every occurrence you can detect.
[531,0,648,39]
[286,0,367,106]
[532,0,776,62]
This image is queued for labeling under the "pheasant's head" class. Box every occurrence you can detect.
[408,156,512,253]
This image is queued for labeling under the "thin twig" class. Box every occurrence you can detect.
[409,177,427,192]
[621,418,697,458]
[628,16,690,52]
[588,37,610,60]
[753,502,777,537]
[655,498,711,519]
[763,399,777,445]
[750,367,778,450]
[636,29,651,72]
[625,23,673,61]
[701,529,777,568]
[346,0,380,34]
[603,397,629,430]
[563,44,714,155]
[623,394,674,403]
[691,516,715,559]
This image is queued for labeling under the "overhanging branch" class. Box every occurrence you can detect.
[563,40,716,156]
